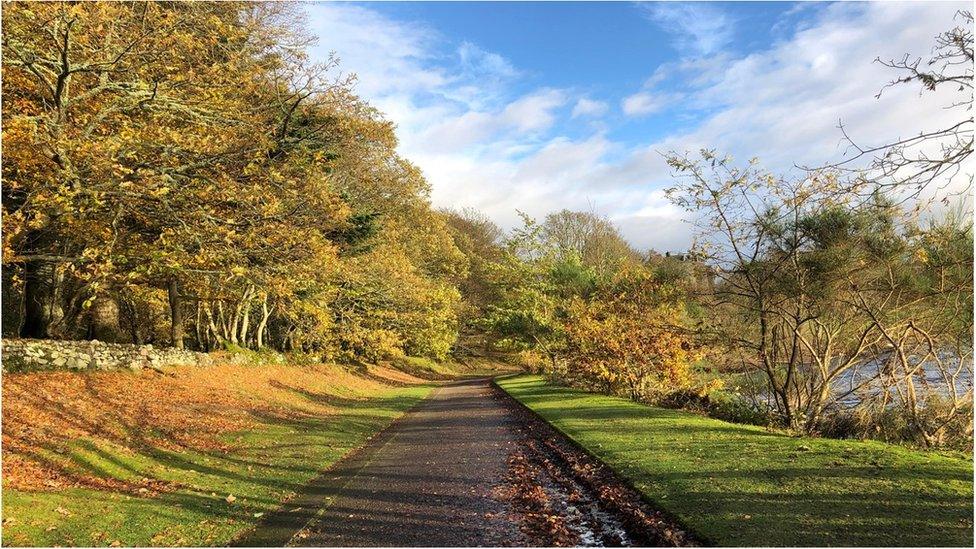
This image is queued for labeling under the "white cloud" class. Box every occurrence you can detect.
[502,89,568,133]
[572,98,609,118]
[639,2,734,57]
[611,189,691,252]
[458,41,519,82]
[621,92,672,117]
[669,2,967,171]
[304,3,446,99]
[304,1,971,254]
[415,89,567,154]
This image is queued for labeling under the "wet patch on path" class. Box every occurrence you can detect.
[494,383,697,547]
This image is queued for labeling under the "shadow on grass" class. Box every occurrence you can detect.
[4,375,431,546]
[502,377,974,547]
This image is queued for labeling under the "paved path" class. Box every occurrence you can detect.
[240,378,526,547]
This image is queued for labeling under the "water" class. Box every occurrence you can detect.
[738,354,973,411]
[832,356,973,408]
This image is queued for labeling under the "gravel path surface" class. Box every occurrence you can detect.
[239,378,526,547]
[236,377,690,547]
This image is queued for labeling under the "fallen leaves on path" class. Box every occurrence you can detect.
[496,384,698,547]
[505,451,579,547]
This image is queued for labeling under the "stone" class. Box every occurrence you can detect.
[1,338,229,374]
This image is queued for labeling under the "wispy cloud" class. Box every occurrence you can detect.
[572,98,609,118]
[458,42,519,81]
[417,88,568,154]
[666,2,965,171]
[305,3,446,99]
[638,1,734,57]
[621,91,673,117]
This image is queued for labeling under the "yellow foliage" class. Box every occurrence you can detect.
[563,270,703,401]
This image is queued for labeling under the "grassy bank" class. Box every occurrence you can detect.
[496,374,974,546]
[1,361,443,546]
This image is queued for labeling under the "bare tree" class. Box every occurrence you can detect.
[816,11,973,204]
[666,151,972,442]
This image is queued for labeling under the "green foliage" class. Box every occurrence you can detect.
[666,149,973,446]
[549,255,599,298]
[479,214,711,404]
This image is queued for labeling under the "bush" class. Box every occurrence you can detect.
[660,387,776,427]
[817,397,974,451]
[514,349,548,374]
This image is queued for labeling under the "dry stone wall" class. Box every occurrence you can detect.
[1,338,235,373]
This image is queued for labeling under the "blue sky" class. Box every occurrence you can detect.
[367,1,800,143]
[305,1,968,252]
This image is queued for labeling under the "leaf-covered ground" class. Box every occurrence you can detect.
[496,374,975,547]
[1,361,444,546]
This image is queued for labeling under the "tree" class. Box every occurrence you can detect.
[442,208,504,352]
[666,150,972,440]
[541,209,640,276]
[480,214,567,370]
[820,11,973,203]
[1,1,290,339]
[564,267,701,401]
[846,211,973,446]
[1,1,468,365]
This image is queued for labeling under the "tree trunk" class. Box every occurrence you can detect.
[168,278,184,350]
[20,258,60,338]
[256,296,271,349]
[284,323,296,351]
[88,295,122,343]
[205,302,224,348]
[239,286,253,347]
[217,301,233,343]
[119,292,143,344]
[229,300,241,345]
[195,301,206,351]
[2,264,24,337]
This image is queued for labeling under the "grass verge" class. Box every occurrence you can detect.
[496,374,974,547]
[1,362,436,546]
[390,355,522,379]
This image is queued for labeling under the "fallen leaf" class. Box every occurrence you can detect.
[225,494,237,504]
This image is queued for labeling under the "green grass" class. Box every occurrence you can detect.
[497,374,974,547]
[1,383,432,547]
[390,355,521,379]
